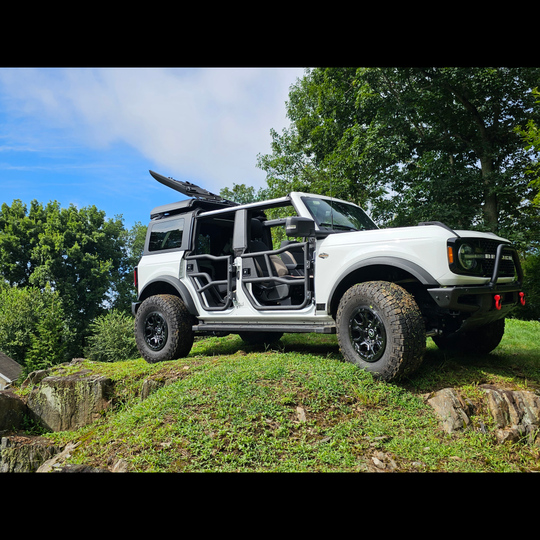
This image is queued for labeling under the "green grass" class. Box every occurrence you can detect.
[42,319,540,472]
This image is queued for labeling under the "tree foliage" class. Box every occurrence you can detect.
[516,88,540,208]
[84,309,139,363]
[257,67,540,245]
[219,183,265,204]
[0,284,73,374]
[0,200,138,356]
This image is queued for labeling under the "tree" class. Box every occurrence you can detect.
[0,199,126,356]
[110,221,147,313]
[219,184,265,204]
[257,68,540,244]
[0,284,73,374]
[516,88,540,208]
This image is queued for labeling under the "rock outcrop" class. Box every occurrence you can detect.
[426,385,540,445]
[0,390,27,432]
[25,371,114,432]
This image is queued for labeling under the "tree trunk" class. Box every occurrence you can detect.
[480,156,498,232]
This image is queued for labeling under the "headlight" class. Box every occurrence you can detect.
[458,243,476,270]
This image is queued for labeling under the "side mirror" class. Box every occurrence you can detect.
[286,216,315,237]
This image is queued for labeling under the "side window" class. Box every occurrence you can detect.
[148,217,185,252]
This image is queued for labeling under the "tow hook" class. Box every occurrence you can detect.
[494,294,502,310]
[519,292,526,306]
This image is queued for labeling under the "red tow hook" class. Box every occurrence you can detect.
[519,292,526,306]
[494,294,502,310]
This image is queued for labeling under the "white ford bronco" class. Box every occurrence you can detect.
[133,170,526,382]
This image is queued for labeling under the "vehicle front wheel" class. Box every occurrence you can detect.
[135,294,195,363]
[336,281,426,382]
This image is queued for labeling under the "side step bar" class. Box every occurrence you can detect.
[193,323,336,335]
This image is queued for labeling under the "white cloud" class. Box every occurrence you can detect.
[0,67,304,192]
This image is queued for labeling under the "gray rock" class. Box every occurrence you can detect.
[427,388,472,433]
[1,435,62,473]
[0,390,27,432]
[26,373,114,432]
[480,385,540,445]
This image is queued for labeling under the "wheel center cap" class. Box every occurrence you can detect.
[368,329,375,338]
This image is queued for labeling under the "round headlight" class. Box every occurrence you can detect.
[458,243,476,270]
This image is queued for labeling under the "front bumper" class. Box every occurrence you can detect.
[427,283,524,314]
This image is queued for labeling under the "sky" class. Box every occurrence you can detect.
[0,67,306,229]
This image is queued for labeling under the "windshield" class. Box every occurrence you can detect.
[302,196,378,232]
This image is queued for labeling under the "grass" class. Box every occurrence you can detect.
[40,319,540,472]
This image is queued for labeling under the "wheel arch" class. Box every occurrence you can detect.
[327,257,439,319]
[138,276,199,316]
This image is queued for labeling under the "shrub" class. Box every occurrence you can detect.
[0,284,73,374]
[85,310,139,362]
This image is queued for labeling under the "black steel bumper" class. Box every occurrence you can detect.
[427,243,525,322]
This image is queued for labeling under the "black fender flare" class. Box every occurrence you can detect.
[327,256,440,313]
[137,276,198,316]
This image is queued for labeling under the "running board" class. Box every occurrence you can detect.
[193,323,336,335]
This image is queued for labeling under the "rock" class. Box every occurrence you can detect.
[426,385,540,445]
[427,388,472,433]
[111,458,129,472]
[480,385,540,445]
[1,435,62,473]
[53,464,110,473]
[296,406,307,422]
[0,390,27,432]
[36,441,81,472]
[26,373,114,432]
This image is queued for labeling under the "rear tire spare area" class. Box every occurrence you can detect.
[135,294,195,363]
[336,281,426,382]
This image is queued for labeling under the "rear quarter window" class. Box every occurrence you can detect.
[148,217,185,252]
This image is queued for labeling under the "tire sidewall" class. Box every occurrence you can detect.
[338,289,395,376]
[336,281,425,381]
[135,295,194,363]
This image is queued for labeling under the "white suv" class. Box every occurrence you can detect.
[133,170,526,382]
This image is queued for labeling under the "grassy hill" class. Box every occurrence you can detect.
[42,319,540,472]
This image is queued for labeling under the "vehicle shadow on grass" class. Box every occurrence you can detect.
[401,339,540,393]
[192,333,341,360]
[191,334,540,394]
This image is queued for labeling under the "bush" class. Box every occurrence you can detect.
[0,284,73,374]
[520,250,540,321]
[85,310,139,362]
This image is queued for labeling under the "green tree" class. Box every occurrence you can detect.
[0,284,73,373]
[516,88,540,208]
[257,67,540,243]
[219,184,265,204]
[110,221,147,313]
[0,199,126,356]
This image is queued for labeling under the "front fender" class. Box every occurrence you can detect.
[325,256,440,314]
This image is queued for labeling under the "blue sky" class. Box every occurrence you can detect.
[0,67,305,229]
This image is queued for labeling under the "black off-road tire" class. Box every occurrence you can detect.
[336,281,426,382]
[432,318,505,355]
[135,294,195,363]
[239,332,283,346]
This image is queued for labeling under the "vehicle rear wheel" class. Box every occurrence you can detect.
[432,318,505,355]
[135,294,195,363]
[336,281,426,382]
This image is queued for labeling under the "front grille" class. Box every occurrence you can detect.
[477,240,515,277]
